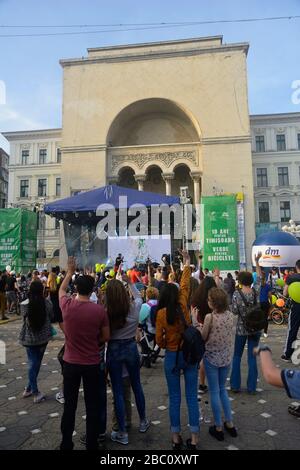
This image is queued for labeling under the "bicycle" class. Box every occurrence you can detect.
[137,324,164,368]
[270,293,291,325]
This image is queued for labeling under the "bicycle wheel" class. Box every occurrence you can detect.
[271,309,284,325]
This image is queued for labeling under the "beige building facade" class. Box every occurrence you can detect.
[3,129,62,266]
[3,36,260,268]
[60,36,255,266]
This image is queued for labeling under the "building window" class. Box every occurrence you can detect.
[258,202,270,223]
[55,219,60,229]
[37,249,46,259]
[38,178,47,197]
[280,201,291,222]
[278,167,289,186]
[39,148,47,164]
[255,135,265,152]
[256,168,268,187]
[53,249,60,257]
[57,148,61,163]
[298,133,300,150]
[276,134,286,151]
[21,150,29,165]
[56,177,61,197]
[20,179,29,198]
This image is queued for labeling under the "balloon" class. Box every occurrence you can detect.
[109,269,115,278]
[276,298,285,308]
[6,265,11,273]
[95,263,101,273]
[276,278,285,287]
[271,295,277,305]
[127,270,131,277]
[289,282,300,303]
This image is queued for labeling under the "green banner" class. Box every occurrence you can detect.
[0,208,37,272]
[20,210,37,272]
[201,195,239,271]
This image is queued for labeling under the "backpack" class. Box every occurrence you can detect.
[147,302,158,328]
[237,288,266,335]
[174,310,205,368]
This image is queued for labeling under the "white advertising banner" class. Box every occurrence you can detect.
[108,235,171,269]
[252,245,300,268]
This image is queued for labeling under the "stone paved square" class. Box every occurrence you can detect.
[0,319,299,450]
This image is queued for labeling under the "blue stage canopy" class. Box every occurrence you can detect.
[44,185,180,215]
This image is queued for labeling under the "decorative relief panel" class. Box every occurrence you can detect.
[110,150,197,172]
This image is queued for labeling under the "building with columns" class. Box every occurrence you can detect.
[8,37,300,268]
[58,36,255,266]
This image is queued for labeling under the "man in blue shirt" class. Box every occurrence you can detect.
[254,345,300,418]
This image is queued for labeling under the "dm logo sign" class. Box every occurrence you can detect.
[252,232,300,268]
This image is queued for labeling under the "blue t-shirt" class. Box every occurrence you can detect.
[260,283,271,303]
[281,369,300,399]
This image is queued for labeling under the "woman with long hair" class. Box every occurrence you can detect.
[47,271,62,323]
[105,272,150,446]
[193,287,237,441]
[19,281,53,403]
[191,276,217,395]
[155,250,200,450]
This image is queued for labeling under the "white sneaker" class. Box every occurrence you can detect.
[263,333,268,338]
[55,391,65,404]
[33,392,46,403]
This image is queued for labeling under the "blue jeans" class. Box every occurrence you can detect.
[230,333,261,393]
[107,339,146,433]
[164,351,200,433]
[25,344,47,394]
[204,358,232,427]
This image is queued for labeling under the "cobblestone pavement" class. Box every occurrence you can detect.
[0,320,299,451]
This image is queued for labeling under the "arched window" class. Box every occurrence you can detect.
[37,249,46,259]
[53,249,60,257]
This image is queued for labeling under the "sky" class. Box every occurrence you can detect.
[0,0,300,152]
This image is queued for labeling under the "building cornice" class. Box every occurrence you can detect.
[60,42,249,67]
[252,151,300,158]
[2,129,62,142]
[8,163,62,170]
[250,113,300,125]
[202,135,251,145]
[87,36,224,53]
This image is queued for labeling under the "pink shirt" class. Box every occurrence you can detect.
[60,295,109,365]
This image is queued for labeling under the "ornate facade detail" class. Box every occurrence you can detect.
[20,143,30,150]
[190,171,202,182]
[39,143,48,149]
[110,150,197,172]
[134,174,147,183]
[254,128,265,135]
[162,172,175,182]
[276,127,285,133]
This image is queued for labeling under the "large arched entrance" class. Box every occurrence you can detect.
[106,98,202,203]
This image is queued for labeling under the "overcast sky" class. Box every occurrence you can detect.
[0,0,300,151]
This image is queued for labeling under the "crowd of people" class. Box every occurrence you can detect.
[2,250,300,450]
